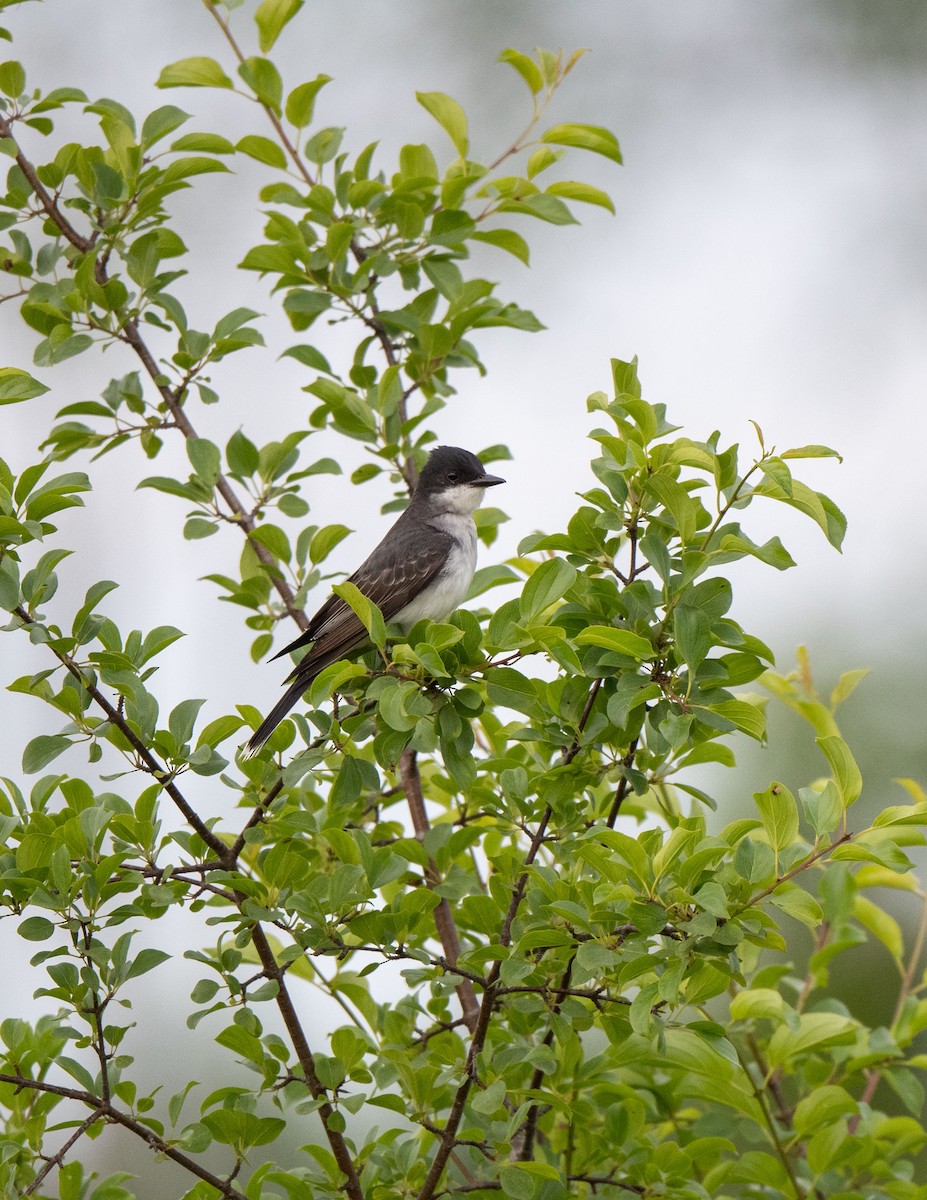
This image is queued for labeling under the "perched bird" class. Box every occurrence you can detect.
[245,445,505,755]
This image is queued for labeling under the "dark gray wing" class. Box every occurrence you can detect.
[247,516,451,754]
[274,512,453,678]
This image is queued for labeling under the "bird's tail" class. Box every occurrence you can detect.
[243,676,310,758]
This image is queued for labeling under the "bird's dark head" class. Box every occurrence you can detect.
[415,446,505,514]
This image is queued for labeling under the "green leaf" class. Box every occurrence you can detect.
[332,581,386,648]
[499,1164,539,1200]
[674,605,710,673]
[226,430,260,477]
[187,437,221,483]
[816,734,862,807]
[0,367,49,404]
[766,1012,857,1067]
[471,228,530,265]
[141,105,190,149]
[168,698,206,747]
[854,894,903,960]
[575,625,653,660]
[254,0,303,52]
[236,134,287,169]
[729,988,785,1022]
[238,57,283,112]
[498,48,543,94]
[541,122,622,164]
[768,885,823,928]
[126,948,171,980]
[799,780,843,837]
[22,735,71,773]
[792,1085,857,1136]
[546,180,615,213]
[157,57,234,90]
[18,916,54,941]
[196,715,245,749]
[416,91,469,156]
[519,558,575,622]
[285,74,332,128]
[0,59,25,98]
[701,698,766,742]
[779,444,842,462]
[756,476,846,551]
[753,782,799,855]
[310,523,351,564]
[170,131,235,155]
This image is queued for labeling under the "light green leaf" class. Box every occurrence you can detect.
[766,1012,857,1067]
[541,122,622,164]
[768,885,823,928]
[416,91,468,156]
[519,557,575,622]
[333,581,386,649]
[816,734,862,806]
[799,780,843,837]
[779,444,843,462]
[753,782,799,854]
[854,894,904,960]
[0,368,49,405]
[792,1085,857,1136]
[254,0,303,52]
[236,134,287,169]
[498,48,543,94]
[285,74,332,128]
[140,105,190,149]
[157,57,234,90]
[729,988,785,1022]
[546,180,615,213]
[701,698,767,742]
[238,57,283,112]
[309,523,351,564]
[471,228,530,264]
[0,59,25,97]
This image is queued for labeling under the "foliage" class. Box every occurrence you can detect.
[1,3,926,1199]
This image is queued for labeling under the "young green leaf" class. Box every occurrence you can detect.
[157,57,234,90]
[541,122,622,164]
[416,91,469,156]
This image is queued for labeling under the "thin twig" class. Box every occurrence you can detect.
[21,1108,105,1197]
[0,1075,249,1200]
[401,747,480,1033]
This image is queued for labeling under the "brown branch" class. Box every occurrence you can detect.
[13,606,228,858]
[248,925,364,1200]
[0,113,93,252]
[0,115,311,634]
[401,748,480,1033]
[738,832,852,913]
[516,955,575,1160]
[228,778,285,860]
[21,1108,105,1197]
[418,677,603,1198]
[0,1075,249,1200]
[201,0,317,190]
[606,737,639,829]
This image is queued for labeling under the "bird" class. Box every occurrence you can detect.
[245,445,505,755]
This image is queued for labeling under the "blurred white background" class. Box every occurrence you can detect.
[1,0,925,1187]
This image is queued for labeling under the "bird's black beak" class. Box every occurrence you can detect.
[472,473,505,488]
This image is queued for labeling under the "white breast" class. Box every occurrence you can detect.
[394,513,478,628]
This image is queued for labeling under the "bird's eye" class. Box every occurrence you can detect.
[447,472,458,483]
